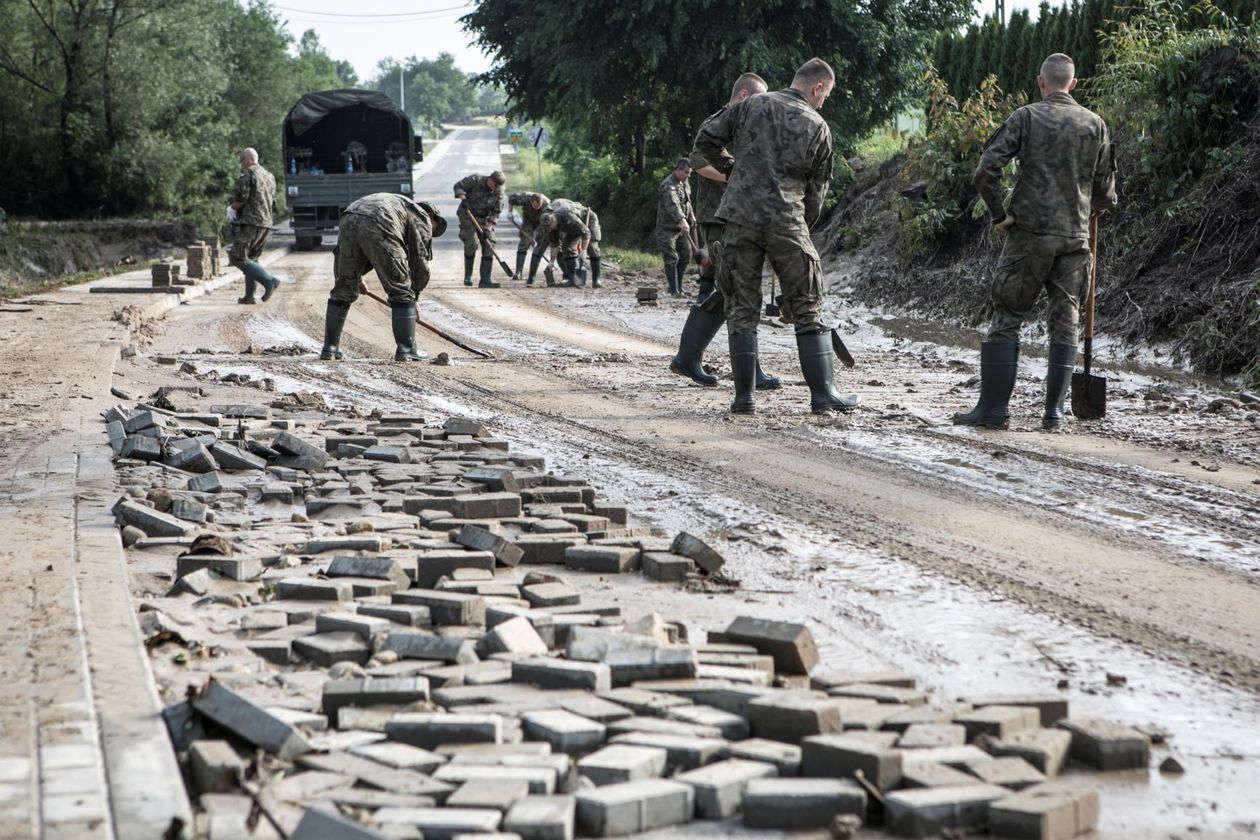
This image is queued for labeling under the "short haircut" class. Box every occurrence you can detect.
[241,147,259,163]
[675,157,693,170]
[793,58,835,88]
[1040,53,1075,88]
[730,72,768,101]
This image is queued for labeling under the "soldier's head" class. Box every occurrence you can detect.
[487,171,506,190]
[674,158,692,180]
[791,58,836,111]
[239,148,259,169]
[530,194,546,210]
[729,72,768,105]
[1038,53,1077,97]
[546,214,559,231]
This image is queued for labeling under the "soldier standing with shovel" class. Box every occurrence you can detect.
[453,171,506,288]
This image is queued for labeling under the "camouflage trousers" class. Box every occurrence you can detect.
[559,211,602,259]
[516,222,538,256]
[228,223,270,270]
[331,213,426,304]
[718,222,824,334]
[656,224,691,267]
[987,228,1090,345]
[696,221,724,302]
[458,217,496,258]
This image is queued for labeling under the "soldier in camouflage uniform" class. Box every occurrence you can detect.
[954,53,1118,430]
[508,191,549,284]
[670,73,781,392]
[453,171,506,288]
[319,193,447,363]
[656,159,695,296]
[695,58,858,415]
[533,198,581,285]
[227,148,280,304]
[547,202,604,288]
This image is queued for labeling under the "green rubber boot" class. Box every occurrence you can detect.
[391,302,426,361]
[953,341,1019,428]
[478,257,500,288]
[463,255,474,286]
[728,331,758,414]
[756,361,783,391]
[670,305,722,386]
[1042,342,1077,430]
[320,299,350,360]
[237,262,258,303]
[796,330,860,413]
[527,253,542,286]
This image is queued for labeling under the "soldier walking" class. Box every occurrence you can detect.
[227,148,280,304]
[695,58,858,414]
[318,193,447,362]
[670,72,781,391]
[656,158,695,296]
[508,191,549,284]
[954,53,1117,430]
[454,171,506,288]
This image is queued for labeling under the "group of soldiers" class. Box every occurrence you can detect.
[227,48,1116,427]
[453,170,604,289]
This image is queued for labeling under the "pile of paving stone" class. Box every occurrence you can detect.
[102,394,1155,839]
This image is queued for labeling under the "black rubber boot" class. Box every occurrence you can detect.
[728,331,758,414]
[558,256,578,287]
[527,254,542,286]
[463,255,474,286]
[1042,342,1077,430]
[755,361,783,391]
[670,306,723,386]
[514,251,526,282]
[797,330,860,413]
[662,263,677,296]
[237,263,257,304]
[478,257,500,288]
[590,256,602,289]
[391,302,426,361]
[695,276,716,305]
[320,299,350,360]
[953,341,1019,429]
[257,264,279,301]
[674,266,686,297]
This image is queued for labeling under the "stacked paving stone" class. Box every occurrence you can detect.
[151,262,181,288]
[186,243,213,281]
[103,400,1150,839]
[635,287,658,307]
[200,235,223,276]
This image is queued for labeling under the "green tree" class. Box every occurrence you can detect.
[369,53,478,128]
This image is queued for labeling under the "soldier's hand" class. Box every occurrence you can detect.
[358,280,369,294]
[994,215,1015,231]
[679,220,690,233]
[455,192,466,199]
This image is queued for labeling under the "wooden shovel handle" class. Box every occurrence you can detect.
[1084,214,1098,342]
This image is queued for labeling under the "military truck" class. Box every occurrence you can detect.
[282,89,423,251]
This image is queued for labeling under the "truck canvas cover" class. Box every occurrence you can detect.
[283,89,412,173]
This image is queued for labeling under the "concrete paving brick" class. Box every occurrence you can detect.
[605,647,697,687]
[393,590,487,626]
[386,714,504,750]
[901,762,983,788]
[741,777,866,829]
[678,684,776,717]
[811,669,918,690]
[315,611,392,639]
[304,535,389,554]
[719,738,800,776]
[176,555,263,581]
[984,727,1073,777]
[829,682,929,706]
[664,704,748,740]
[956,705,1041,741]
[512,658,611,692]
[563,545,639,574]
[576,744,668,786]
[898,723,967,749]
[187,471,224,493]
[668,532,724,574]
[1055,719,1151,770]
[292,807,389,838]
[555,695,631,724]
[901,745,994,769]
[416,550,497,589]
[521,582,580,608]
[640,551,694,582]
[170,496,208,522]
[375,807,502,840]
[433,764,557,795]
[266,707,328,731]
[675,758,776,819]
[695,650,775,675]
[477,616,550,658]
[339,576,403,598]
[384,632,479,664]
[554,513,608,533]
[722,616,818,675]
[458,525,525,567]
[192,681,313,758]
[996,781,1100,837]
[462,466,522,493]
[272,431,328,470]
[884,783,1010,837]
[327,555,411,587]
[606,716,722,740]
[502,794,574,840]
[962,694,1070,727]
[747,692,846,743]
[521,710,606,755]
[881,702,975,732]
[293,631,372,667]
[209,441,268,471]
[607,732,726,772]
[276,577,353,601]
[963,756,1046,790]
[188,740,242,795]
[574,779,693,837]
[800,734,903,790]
[447,779,531,811]
[596,687,691,717]
[563,627,657,662]
[322,677,431,722]
[349,742,447,773]
[695,663,772,686]
[487,606,556,648]
[116,499,193,537]
[120,434,163,461]
[359,603,433,628]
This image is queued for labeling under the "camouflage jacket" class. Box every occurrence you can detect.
[689,106,737,225]
[694,88,832,239]
[656,173,691,230]
[508,192,550,227]
[232,164,276,228]
[342,193,446,291]
[973,91,1118,237]
[453,174,504,224]
[555,205,595,241]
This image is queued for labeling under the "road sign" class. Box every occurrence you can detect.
[528,126,549,148]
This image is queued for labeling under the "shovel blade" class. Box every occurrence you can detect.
[575,267,588,286]
[1071,371,1107,420]
[543,267,556,287]
[830,329,856,368]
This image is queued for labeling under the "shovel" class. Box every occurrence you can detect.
[358,287,491,358]
[765,272,781,317]
[507,213,553,286]
[1071,215,1106,420]
[831,329,855,368]
[464,210,516,281]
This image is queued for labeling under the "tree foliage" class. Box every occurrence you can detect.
[0,0,352,225]
[369,52,489,129]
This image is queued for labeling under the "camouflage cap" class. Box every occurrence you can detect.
[489,170,506,185]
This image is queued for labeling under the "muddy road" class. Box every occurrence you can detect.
[114,126,1260,836]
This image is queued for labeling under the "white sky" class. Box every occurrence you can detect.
[271,0,1060,83]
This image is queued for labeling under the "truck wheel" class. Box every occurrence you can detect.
[295,235,321,251]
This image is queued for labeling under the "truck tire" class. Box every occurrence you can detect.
[295,235,322,251]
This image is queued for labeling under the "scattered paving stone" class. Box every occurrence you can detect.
[899,723,966,749]
[189,739,244,795]
[719,738,801,776]
[800,734,903,790]
[675,758,776,819]
[668,532,724,574]
[376,806,502,839]
[277,577,354,602]
[984,728,1073,777]
[747,692,845,743]
[955,705,1041,740]
[741,777,867,829]
[1055,719,1151,770]
[607,732,726,772]
[457,525,524,568]
[521,582,580,608]
[963,755,1047,790]
[564,545,640,574]
[386,714,504,750]
[117,499,194,537]
[327,555,412,587]
[521,709,606,755]
[722,616,818,675]
[393,589,487,626]
[641,551,694,582]
[358,604,433,628]
[883,783,1010,837]
[901,762,984,789]
[447,778,530,811]
[961,693,1070,727]
[293,631,373,667]
[577,744,668,786]
[322,677,431,724]
[192,681,313,758]
[512,658,611,692]
[574,779,694,837]
[812,669,918,690]
[502,794,575,840]
[292,807,389,839]
[385,633,479,664]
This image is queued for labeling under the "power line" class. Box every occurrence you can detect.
[271,3,471,19]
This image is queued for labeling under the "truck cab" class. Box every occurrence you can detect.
[282,89,423,251]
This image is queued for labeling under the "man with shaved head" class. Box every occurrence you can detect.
[227,147,279,303]
[956,52,1118,430]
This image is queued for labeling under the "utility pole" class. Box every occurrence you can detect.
[399,65,405,113]
[995,0,1005,23]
